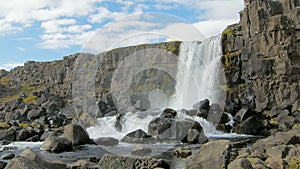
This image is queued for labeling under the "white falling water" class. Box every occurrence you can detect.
[168,35,224,109]
[87,35,226,140]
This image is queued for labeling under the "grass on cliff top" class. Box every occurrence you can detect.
[0,84,42,103]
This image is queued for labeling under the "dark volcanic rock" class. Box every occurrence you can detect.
[160,108,177,119]
[94,137,119,146]
[131,144,152,156]
[121,129,154,144]
[98,154,170,169]
[63,124,90,146]
[5,156,46,169]
[186,140,232,169]
[20,148,66,169]
[40,136,72,153]
[233,116,262,135]
[0,127,16,141]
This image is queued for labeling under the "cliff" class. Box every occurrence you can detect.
[222,0,300,133]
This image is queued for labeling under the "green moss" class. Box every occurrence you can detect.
[288,157,300,169]
[218,85,233,92]
[224,50,241,70]
[0,84,42,103]
[222,28,233,38]
[0,77,9,85]
[23,94,38,105]
[0,122,10,129]
[167,45,177,52]
[19,123,29,127]
[269,118,279,125]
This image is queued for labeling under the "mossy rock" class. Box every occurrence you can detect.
[0,122,11,129]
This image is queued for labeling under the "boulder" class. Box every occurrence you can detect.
[0,161,7,169]
[20,148,66,169]
[48,116,64,128]
[27,109,46,122]
[40,136,72,153]
[234,108,255,123]
[148,117,172,136]
[131,144,152,156]
[16,127,39,141]
[232,116,262,134]
[173,147,192,158]
[63,124,90,146]
[1,153,15,160]
[160,108,177,119]
[193,99,210,110]
[40,131,60,141]
[228,158,253,169]
[4,156,45,169]
[5,112,24,123]
[253,127,300,148]
[94,137,119,146]
[0,127,16,141]
[98,154,170,169]
[121,129,154,144]
[186,140,232,169]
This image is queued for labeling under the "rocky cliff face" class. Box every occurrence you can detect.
[222,0,300,112]
[222,0,300,133]
[0,42,181,123]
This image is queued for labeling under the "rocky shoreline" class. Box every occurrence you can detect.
[0,0,299,168]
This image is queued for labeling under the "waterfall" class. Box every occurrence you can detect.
[87,35,226,140]
[168,35,224,109]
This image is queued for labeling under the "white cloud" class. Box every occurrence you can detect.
[0,63,24,70]
[0,0,245,50]
[83,13,205,53]
[193,19,239,37]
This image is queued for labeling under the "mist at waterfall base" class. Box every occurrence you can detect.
[87,35,241,141]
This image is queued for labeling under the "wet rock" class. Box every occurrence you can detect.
[25,135,40,142]
[186,140,231,169]
[16,127,39,141]
[148,117,173,136]
[193,99,210,110]
[160,108,177,119]
[20,148,66,169]
[131,144,152,156]
[121,129,154,144]
[48,116,64,128]
[1,153,15,160]
[63,124,90,146]
[232,116,262,134]
[234,108,255,123]
[40,136,72,153]
[228,158,253,169]
[173,147,192,158]
[0,161,7,169]
[98,154,170,169]
[94,137,119,146]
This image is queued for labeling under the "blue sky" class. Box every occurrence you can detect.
[0,0,244,70]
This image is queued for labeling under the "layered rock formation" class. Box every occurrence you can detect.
[222,0,300,133]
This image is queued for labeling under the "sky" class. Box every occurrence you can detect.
[0,0,244,70]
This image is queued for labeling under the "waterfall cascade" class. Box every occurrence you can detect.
[87,35,226,140]
[168,35,224,109]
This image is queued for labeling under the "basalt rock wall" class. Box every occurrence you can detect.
[222,0,300,115]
